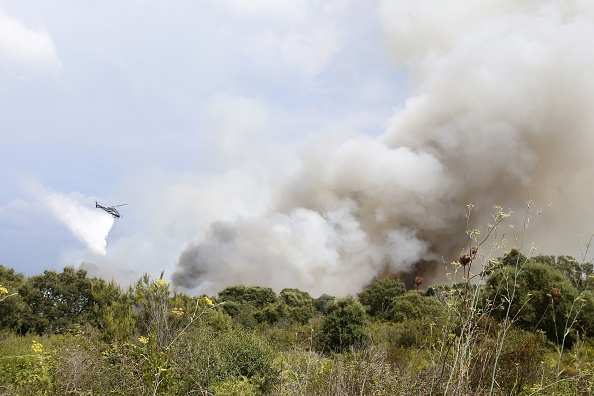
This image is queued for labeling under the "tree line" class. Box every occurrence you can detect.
[2,251,594,394]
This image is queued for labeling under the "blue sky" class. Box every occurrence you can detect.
[2,1,594,296]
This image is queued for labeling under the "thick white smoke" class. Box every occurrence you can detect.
[32,185,114,255]
[174,0,594,296]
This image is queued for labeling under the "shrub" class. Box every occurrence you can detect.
[0,266,31,334]
[279,288,316,324]
[358,278,406,318]
[387,292,446,323]
[218,285,277,308]
[485,261,590,346]
[219,285,278,328]
[317,296,370,353]
[169,327,278,394]
[467,328,548,394]
[0,334,56,395]
[314,294,335,314]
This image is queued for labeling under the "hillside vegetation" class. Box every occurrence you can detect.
[2,209,594,395]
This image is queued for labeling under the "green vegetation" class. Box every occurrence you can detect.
[3,206,594,395]
[358,278,406,319]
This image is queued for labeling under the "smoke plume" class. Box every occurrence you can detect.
[33,185,114,255]
[173,1,594,296]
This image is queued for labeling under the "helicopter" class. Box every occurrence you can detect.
[95,202,127,219]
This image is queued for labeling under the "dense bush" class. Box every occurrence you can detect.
[219,285,278,328]
[317,296,370,353]
[279,288,316,324]
[357,278,406,318]
[485,261,594,346]
[168,327,278,394]
[387,291,445,323]
[219,285,277,308]
[463,328,548,394]
[0,266,31,334]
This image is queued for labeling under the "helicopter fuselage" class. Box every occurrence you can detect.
[95,202,125,218]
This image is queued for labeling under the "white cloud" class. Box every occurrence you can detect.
[279,22,339,76]
[204,92,277,158]
[214,0,308,24]
[0,7,62,75]
[213,0,347,76]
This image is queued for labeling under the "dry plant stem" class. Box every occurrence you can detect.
[580,233,594,267]
[155,301,212,396]
[305,328,313,390]
[553,295,584,376]
[488,201,534,396]
[165,298,208,351]
[438,201,546,396]
[525,377,574,396]
[440,204,511,395]
[0,293,17,302]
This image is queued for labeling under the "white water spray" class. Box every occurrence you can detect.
[33,185,114,255]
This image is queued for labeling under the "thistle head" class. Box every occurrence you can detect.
[550,288,561,299]
[459,254,472,266]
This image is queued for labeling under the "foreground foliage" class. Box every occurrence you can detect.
[3,204,594,395]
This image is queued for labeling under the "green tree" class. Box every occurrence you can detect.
[533,255,594,291]
[387,292,445,323]
[357,278,406,318]
[0,265,31,333]
[317,296,369,353]
[485,261,593,346]
[219,285,278,327]
[257,288,317,325]
[314,293,334,314]
[279,288,316,324]
[90,278,135,342]
[21,267,96,334]
[218,285,277,308]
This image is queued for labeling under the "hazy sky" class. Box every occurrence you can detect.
[0,1,407,274]
[2,1,594,297]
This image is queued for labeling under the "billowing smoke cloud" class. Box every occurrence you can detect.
[174,1,594,296]
[32,185,114,255]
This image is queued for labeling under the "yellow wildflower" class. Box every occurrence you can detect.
[0,285,8,294]
[138,336,149,345]
[204,296,214,306]
[31,340,43,354]
[172,307,184,316]
[155,279,168,287]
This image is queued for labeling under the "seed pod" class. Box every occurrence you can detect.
[459,254,472,266]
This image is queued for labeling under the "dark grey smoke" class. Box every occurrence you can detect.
[173,1,594,296]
